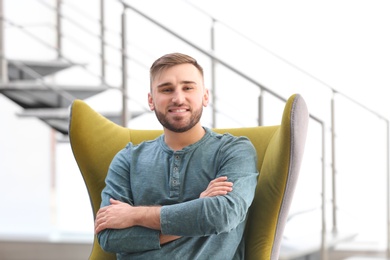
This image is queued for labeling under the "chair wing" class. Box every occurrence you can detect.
[68,94,308,260]
[69,100,130,260]
[243,94,308,260]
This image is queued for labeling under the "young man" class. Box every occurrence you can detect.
[95,53,258,259]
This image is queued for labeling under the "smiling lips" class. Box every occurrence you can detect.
[169,108,189,113]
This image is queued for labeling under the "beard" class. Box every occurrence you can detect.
[154,106,203,133]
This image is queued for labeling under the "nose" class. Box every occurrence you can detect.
[172,90,185,104]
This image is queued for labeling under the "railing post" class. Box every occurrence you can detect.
[258,91,263,126]
[331,92,338,234]
[0,0,7,83]
[321,122,328,260]
[56,0,62,58]
[387,120,390,258]
[121,6,128,127]
[210,18,216,128]
[100,0,106,84]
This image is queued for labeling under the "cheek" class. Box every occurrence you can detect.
[151,97,167,110]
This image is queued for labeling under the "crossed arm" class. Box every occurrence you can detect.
[95,176,233,244]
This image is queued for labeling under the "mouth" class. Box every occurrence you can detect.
[169,108,188,113]
[168,107,189,114]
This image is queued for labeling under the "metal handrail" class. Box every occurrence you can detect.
[118,0,285,104]
[185,1,389,123]
[35,0,129,75]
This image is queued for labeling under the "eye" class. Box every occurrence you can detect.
[160,88,173,93]
[183,85,194,91]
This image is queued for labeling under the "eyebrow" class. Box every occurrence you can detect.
[156,80,197,88]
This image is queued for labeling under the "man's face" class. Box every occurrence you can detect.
[148,63,209,133]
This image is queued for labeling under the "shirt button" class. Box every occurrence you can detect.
[173,166,178,172]
[175,155,180,160]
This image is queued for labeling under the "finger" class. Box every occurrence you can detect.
[205,189,229,197]
[208,181,233,189]
[97,205,109,214]
[95,223,105,234]
[94,215,104,229]
[210,186,233,194]
[210,176,228,183]
[95,218,105,234]
[215,181,233,186]
[210,190,229,196]
[110,198,120,204]
[201,185,233,197]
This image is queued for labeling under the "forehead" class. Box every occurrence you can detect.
[152,63,203,87]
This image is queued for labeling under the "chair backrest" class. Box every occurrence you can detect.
[69,94,308,260]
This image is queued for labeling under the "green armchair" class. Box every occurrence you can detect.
[69,94,309,259]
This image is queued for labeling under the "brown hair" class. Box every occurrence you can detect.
[150,53,204,87]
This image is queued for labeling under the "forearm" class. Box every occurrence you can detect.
[97,203,181,251]
[160,197,232,236]
[128,177,236,239]
[97,226,161,253]
[124,206,182,245]
[96,199,163,252]
[97,147,182,252]
[135,206,161,230]
[135,207,182,244]
[160,172,258,237]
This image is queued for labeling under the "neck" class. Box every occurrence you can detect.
[164,124,205,151]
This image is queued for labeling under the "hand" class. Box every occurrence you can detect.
[95,199,177,245]
[95,198,135,234]
[200,176,233,198]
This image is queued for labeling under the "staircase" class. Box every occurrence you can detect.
[1,56,149,134]
[0,0,151,135]
[0,59,108,134]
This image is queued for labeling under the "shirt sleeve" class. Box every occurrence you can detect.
[97,145,162,253]
[160,137,259,236]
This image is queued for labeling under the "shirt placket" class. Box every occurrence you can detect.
[169,153,182,198]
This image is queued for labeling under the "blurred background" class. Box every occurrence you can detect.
[0,0,389,259]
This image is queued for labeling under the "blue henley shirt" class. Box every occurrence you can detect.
[98,127,258,259]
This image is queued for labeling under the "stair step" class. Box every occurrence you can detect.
[17,108,146,135]
[7,59,77,81]
[0,81,107,109]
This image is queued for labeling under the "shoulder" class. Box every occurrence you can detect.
[208,128,252,144]
[113,137,161,160]
[122,137,161,153]
[206,128,256,153]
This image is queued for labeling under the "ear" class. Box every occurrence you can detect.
[148,93,155,111]
[202,88,209,107]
